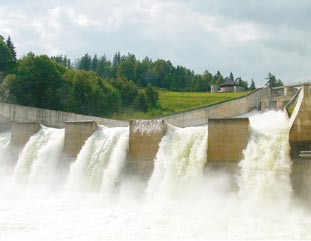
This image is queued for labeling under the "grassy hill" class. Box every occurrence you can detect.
[115,91,249,120]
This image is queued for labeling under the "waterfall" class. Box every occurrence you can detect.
[238,110,292,205]
[66,126,129,193]
[146,124,208,197]
[0,132,14,181]
[12,126,64,186]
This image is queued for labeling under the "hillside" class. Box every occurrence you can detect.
[115,91,248,120]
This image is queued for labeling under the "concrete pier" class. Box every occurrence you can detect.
[63,121,98,158]
[207,118,250,162]
[11,122,41,147]
[128,120,167,178]
[291,158,311,204]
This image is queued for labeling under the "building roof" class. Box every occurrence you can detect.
[220,77,236,87]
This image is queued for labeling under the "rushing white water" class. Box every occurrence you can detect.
[0,132,15,181]
[67,126,129,194]
[12,126,64,187]
[1,111,311,240]
[147,124,208,198]
[238,111,292,206]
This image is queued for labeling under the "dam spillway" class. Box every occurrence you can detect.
[1,110,311,239]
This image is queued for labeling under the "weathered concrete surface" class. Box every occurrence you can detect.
[261,87,297,111]
[164,88,270,127]
[289,84,311,157]
[127,120,167,178]
[261,97,277,111]
[63,121,98,158]
[207,118,250,161]
[261,95,295,111]
[291,158,311,204]
[0,102,128,128]
[0,117,12,133]
[11,122,41,147]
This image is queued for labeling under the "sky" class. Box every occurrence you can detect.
[1,0,310,87]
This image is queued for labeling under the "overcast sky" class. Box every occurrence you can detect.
[1,0,310,86]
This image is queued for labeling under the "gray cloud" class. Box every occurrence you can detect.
[0,0,310,86]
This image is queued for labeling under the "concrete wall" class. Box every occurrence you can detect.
[261,98,277,111]
[127,120,167,178]
[207,118,250,162]
[63,121,98,158]
[291,158,311,204]
[261,95,294,111]
[289,84,311,157]
[164,88,271,127]
[11,122,41,147]
[0,102,128,128]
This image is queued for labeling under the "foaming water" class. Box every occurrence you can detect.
[238,111,292,206]
[67,126,129,194]
[146,124,208,198]
[13,126,64,187]
[1,111,311,240]
[0,132,15,181]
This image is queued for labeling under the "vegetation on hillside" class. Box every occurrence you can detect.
[0,35,282,119]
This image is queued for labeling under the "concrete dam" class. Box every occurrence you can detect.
[1,84,311,239]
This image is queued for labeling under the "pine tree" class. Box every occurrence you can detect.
[0,37,13,73]
[6,36,17,63]
[229,72,234,82]
[91,54,98,71]
[250,78,256,90]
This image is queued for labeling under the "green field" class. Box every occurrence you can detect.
[158,91,248,115]
[116,91,249,120]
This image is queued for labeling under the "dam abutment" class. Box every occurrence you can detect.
[207,118,250,162]
[63,121,98,158]
[127,120,167,178]
[206,118,250,175]
[11,122,41,148]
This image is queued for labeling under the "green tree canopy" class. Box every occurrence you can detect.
[63,69,121,116]
[0,53,65,110]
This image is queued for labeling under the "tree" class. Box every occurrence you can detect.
[229,72,234,82]
[135,57,152,87]
[111,77,138,107]
[96,55,112,78]
[116,53,137,81]
[0,37,13,74]
[235,77,249,90]
[250,78,256,90]
[148,59,173,89]
[6,36,17,63]
[77,53,92,71]
[62,69,121,116]
[0,53,65,110]
[213,71,224,85]
[133,92,148,112]
[265,73,284,88]
[91,54,98,71]
[145,84,159,108]
[51,55,71,68]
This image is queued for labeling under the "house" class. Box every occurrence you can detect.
[211,77,245,93]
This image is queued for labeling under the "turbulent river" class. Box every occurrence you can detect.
[0,110,311,240]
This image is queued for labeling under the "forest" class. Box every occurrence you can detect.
[0,35,283,118]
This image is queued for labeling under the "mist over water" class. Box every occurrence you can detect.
[0,111,311,240]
